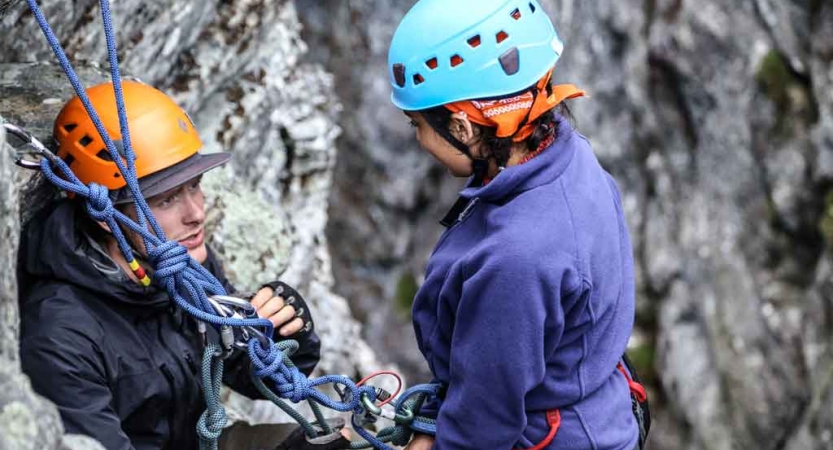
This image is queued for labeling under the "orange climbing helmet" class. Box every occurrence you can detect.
[53,80,230,202]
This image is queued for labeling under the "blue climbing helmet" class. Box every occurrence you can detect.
[388,0,564,111]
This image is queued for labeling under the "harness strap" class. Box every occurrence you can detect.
[512,409,561,450]
[616,362,648,403]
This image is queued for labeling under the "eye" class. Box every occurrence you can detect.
[157,193,177,208]
[409,119,418,128]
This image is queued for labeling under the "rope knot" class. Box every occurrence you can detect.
[197,408,228,440]
[147,241,189,283]
[84,183,115,222]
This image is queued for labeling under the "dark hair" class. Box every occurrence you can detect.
[421,100,574,168]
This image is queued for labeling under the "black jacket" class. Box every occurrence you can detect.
[18,200,321,450]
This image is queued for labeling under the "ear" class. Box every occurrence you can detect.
[449,111,478,145]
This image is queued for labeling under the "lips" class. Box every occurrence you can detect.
[178,228,204,250]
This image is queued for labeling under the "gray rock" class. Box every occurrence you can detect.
[2,0,833,449]
[0,124,71,450]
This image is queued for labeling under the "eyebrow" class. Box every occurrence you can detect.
[149,175,204,202]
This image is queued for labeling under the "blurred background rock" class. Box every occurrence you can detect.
[1,0,832,449]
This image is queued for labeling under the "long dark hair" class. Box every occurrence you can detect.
[420,101,573,169]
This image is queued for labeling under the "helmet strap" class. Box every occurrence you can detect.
[422,111,490,185]
[513,86,539,135]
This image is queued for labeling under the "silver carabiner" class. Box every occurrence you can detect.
[207,295,270,351]
[210,295,257,317]
[2,123,61,170]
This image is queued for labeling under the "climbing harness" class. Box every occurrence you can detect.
[620,354,651,450]
[8,1,442,449]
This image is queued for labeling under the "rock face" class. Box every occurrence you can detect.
[296,0,833,449]
[2,1,833,450]
[0,0,391,447]
[0,116,106,450]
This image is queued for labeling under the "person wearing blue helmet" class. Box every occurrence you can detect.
[389,1,646,449]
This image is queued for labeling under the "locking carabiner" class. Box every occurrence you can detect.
[202,295,271,358]
[3,123,61,170]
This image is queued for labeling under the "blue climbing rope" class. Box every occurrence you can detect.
[20,1,442,449]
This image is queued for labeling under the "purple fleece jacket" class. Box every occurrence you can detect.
[411,117,638,449]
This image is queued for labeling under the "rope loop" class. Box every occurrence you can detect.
[196,408,228,440]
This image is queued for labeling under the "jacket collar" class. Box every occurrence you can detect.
[460,116,578,203]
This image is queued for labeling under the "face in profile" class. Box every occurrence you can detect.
[122,176,208,264]
[405,111,474,178]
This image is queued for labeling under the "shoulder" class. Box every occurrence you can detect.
[461,227,583,294]
[481,183,579,259]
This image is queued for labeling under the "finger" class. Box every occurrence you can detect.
[278,317,304,336]
[268,304,297,329]
[250,286,274,309]
[256,296,286,319]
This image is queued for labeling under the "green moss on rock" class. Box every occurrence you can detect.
[394,271,419,316]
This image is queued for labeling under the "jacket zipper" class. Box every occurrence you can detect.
[434,198,480,251]
[157,316,190,450]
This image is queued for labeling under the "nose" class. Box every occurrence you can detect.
[182,187,205,225]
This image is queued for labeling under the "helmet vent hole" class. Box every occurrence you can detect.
[63,123,77,133]
[114,173,121,179]
[63,154,75,167]
[79,135,93,147]
[96,149,114,162]
[499,47,521,75]
[511,8,522,20]
[467,35,481,48]
[426,58,438,70]
[496,31,509,44]
[393,63,407,88]
[413,74,425,85]
[529,2,536,13]
[450,55,464,67]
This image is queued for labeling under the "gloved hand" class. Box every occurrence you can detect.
[274,418,351,450]
[257,281,314,337]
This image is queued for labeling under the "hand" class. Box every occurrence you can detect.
[251,285,305,337]
[404,434,434,450]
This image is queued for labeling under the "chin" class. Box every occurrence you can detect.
[188,245,208,265]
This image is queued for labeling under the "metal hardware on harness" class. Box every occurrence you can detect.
[359,394,415,424]
[361,394,383,416]
[200,295,270,357]
[2,123,62,170]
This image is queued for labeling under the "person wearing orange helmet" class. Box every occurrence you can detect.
[16,81,338,450]
[388,1,646,449]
